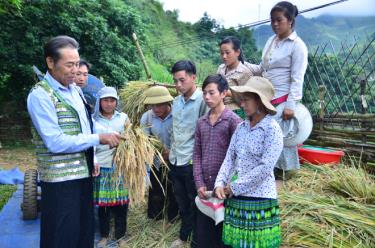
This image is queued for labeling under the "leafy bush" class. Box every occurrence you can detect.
[0,0,145,105]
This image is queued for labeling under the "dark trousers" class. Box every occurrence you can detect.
[147,167,178,222]
[196,209,224,248]
[40,177,94,248]
[169,164,197,246]
[98,205,128,240]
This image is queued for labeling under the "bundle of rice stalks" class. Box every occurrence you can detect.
[324,167,375,204]
[119,81,177,125]
[281,194,375,236]
[282,216,363,248]
[119,81,151,125]
[280,164,375,248]
[114,122,165,206]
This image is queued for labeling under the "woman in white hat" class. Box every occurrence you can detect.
[246,1,309,176]
[92,86,130,248]
[214,77,283,248]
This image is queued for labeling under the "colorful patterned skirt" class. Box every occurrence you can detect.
[93,167,129,206]
[223,196,281,248]
[233,108,247,120]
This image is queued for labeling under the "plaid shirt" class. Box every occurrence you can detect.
[193,107,242,190]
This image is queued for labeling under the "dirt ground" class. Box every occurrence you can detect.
[0,146,36,172]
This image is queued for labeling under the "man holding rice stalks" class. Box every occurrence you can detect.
[140,85,178,224]
[27,36,121,248]
[169,60,209,248]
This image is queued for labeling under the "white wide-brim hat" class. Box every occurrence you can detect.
[230,76,277,115]
[274,102,313,146]
[195,193,224,225]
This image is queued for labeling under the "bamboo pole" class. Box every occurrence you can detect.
[313,128,375,137]
[329,113,375,119]
[359,78,368,166]
[132,33,152,80]
[318,85,326,130]
[311,131,374,141]
[311,135,375,147]
[151,82,176,89]
[305,139,375,156]
[314,117,375,123]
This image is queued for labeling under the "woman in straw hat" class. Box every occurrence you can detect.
[214,77,283,248]
[92,87,130,248]
[217,36,253,119]
[246,1,308,177]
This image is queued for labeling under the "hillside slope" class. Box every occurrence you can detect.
[253,15,375,49]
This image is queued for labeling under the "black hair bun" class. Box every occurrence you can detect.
[294,5,299,17]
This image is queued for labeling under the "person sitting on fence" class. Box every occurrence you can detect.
[246,1,308,179]
[217,36,253,119]
[214,76,283,248]
[193,74,242,248]
[27,35,121,248]
[140,85,178,224]
[92,86,130,248]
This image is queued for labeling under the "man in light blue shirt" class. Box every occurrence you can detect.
[168,60,208,248]
[27,35,120,248]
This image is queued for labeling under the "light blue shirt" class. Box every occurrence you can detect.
[27,71,99,154]
[140,110,173,149]
[93,111,128,168]
[169,89,208,166]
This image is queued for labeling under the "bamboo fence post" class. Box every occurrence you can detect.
[318,85,326,130]
[359,77,368,165]
[360,78,368,115]
[132,33,152,80]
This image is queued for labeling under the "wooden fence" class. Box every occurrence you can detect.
[303,35,375,168]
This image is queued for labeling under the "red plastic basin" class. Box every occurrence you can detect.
[298,145,344,165]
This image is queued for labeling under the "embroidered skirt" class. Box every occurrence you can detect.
[223,196,281,248]
[93,167,129,206]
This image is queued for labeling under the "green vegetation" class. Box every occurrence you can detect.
[0,0,258,109]
[0,184,16,211]
[0,0,145,106]
[1,0,372,111]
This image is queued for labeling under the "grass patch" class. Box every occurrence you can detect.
[0,145,36,171]
[0,184,16,211]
